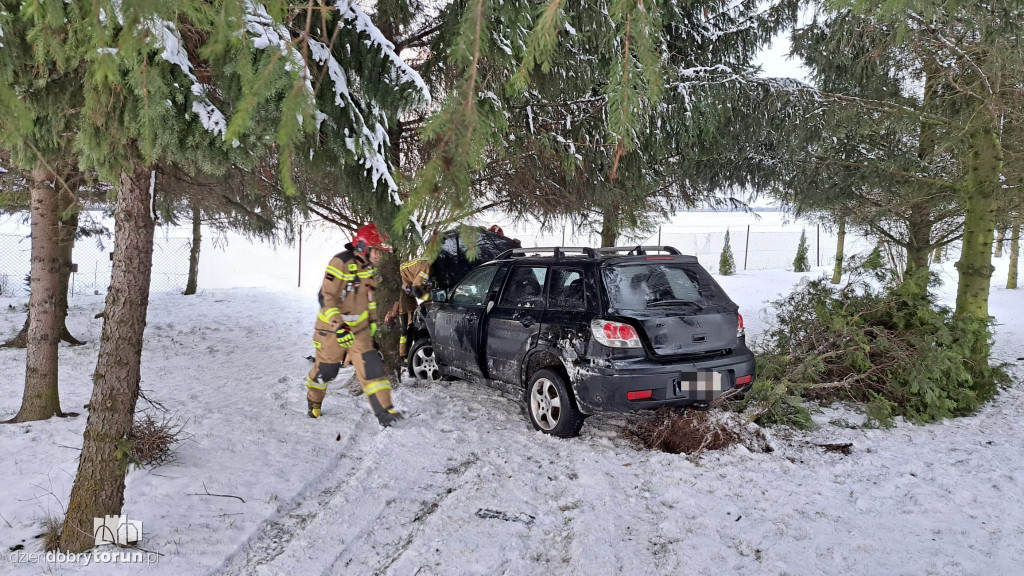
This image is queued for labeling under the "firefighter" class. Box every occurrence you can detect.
[388,256,431,363]
[306,223,403,427]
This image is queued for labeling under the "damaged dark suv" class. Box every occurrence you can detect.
[406,246,755,438]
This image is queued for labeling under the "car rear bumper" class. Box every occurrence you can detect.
[570,347,756,414]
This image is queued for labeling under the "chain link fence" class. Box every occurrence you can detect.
[492,223,874,274]
[0,232,192,299]
[1,215,878,300]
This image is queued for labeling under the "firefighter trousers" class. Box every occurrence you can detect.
[398,292,418,358]
[307,322,394,414]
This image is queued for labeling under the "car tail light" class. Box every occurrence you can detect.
[736,375,752,386]
[737,313,745,338]
[627,390,653,401]
[591,319,642,348]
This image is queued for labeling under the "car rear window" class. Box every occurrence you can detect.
[602,263,726,311]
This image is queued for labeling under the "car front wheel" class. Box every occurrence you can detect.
[526,368,585,438]
[408,337,442,383]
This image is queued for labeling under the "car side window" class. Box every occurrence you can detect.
[450,266,499,306]
[548,268,585,311]
[499,266,548,308]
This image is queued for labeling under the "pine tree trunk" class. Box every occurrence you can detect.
[600,206,617,247]
[903,206,933,295]
[58,189,85,345]
[831,218,846,284]
[60,163,156,553]
[954,113,1001,363]
[1008,223,1020,290]
[183,201,201,295]
[994,227,1005,258]
[5,166,64,423]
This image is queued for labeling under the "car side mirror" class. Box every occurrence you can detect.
[431,289,447,303]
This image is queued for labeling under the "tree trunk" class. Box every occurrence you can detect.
[903,205,933,295]
[954,112,1001,363]
[60,163,156,552]
[994,227,1005,257]
[184,201,201,295]
[831,218,846,284]
[5,166,64,423]
[600,206,617,247]
[58,189,85,345]
[1008,222,1020,290]
[376,252,403,378]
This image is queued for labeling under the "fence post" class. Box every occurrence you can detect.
[297,223,303,288]
[816,224,821,267]
[743,224,750,270]
[561,224,566,246]
[657,226,662,246]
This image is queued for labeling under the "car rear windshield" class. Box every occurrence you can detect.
[601,262,727,311]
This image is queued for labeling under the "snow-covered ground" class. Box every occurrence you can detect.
[0,255,1021,575]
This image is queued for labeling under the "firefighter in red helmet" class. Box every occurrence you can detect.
[305,223,402,426]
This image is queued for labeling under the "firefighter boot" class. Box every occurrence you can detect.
[307,399,323,419]
[367,394,403,427]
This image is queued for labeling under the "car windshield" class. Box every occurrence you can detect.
[602,263,723,311]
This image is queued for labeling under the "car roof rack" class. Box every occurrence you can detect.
[597,246,682,256]
[496,247,598,260]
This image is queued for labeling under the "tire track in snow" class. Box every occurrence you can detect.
[211,418,384,576]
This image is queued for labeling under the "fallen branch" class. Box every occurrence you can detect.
[187,482,245,503]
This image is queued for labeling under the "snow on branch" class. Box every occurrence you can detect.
[106,1,229,136]
[338,1,431,105]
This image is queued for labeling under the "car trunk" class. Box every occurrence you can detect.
[602,260,738,357]
[620,309,738,356]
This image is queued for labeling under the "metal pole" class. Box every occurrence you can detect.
[743,225,750,270]
[562,224,566,246]
[657,226,662,246]
[298,223,303,288]
[816,224,821,267]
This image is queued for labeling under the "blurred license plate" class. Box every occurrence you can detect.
[675,371,723,398]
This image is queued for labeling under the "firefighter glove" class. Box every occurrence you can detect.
[336,327,354,348]
[411,286,425,299]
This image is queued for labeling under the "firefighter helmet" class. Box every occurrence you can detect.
[352,223,392,254]
[489,225,504,235]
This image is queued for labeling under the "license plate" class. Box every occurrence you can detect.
[674,371,723,399]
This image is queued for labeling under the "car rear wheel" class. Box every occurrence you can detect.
[526,369,585,438]
[408,337,442,383]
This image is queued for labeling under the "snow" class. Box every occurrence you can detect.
[1,240,1021,573]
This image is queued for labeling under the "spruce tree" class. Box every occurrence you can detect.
[793,229,811,272]
[719,228,736,276]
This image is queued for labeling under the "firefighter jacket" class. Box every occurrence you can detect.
[316,250,377,333]
[400,258,431,296]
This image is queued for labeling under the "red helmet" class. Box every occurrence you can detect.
[489,225,504,235]
[352,223,391,254]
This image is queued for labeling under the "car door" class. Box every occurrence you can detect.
[484,265,548,384]
[539,267,592,357]
[428,264,499,377]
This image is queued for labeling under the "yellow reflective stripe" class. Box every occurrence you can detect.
[357,269,374,279]
[343,311,369,326]
[313,340,322,349]
[306,377,327,391]
[401,259,426,269]
[399,336,408,344]
[368,301,377,310]
[362,380,392,396]
[418,271,429,280]
[348,263,358,271]
[326,265,346,279]
[317,308,340,323]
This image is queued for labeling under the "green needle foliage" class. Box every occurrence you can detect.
[719,228,736,276]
